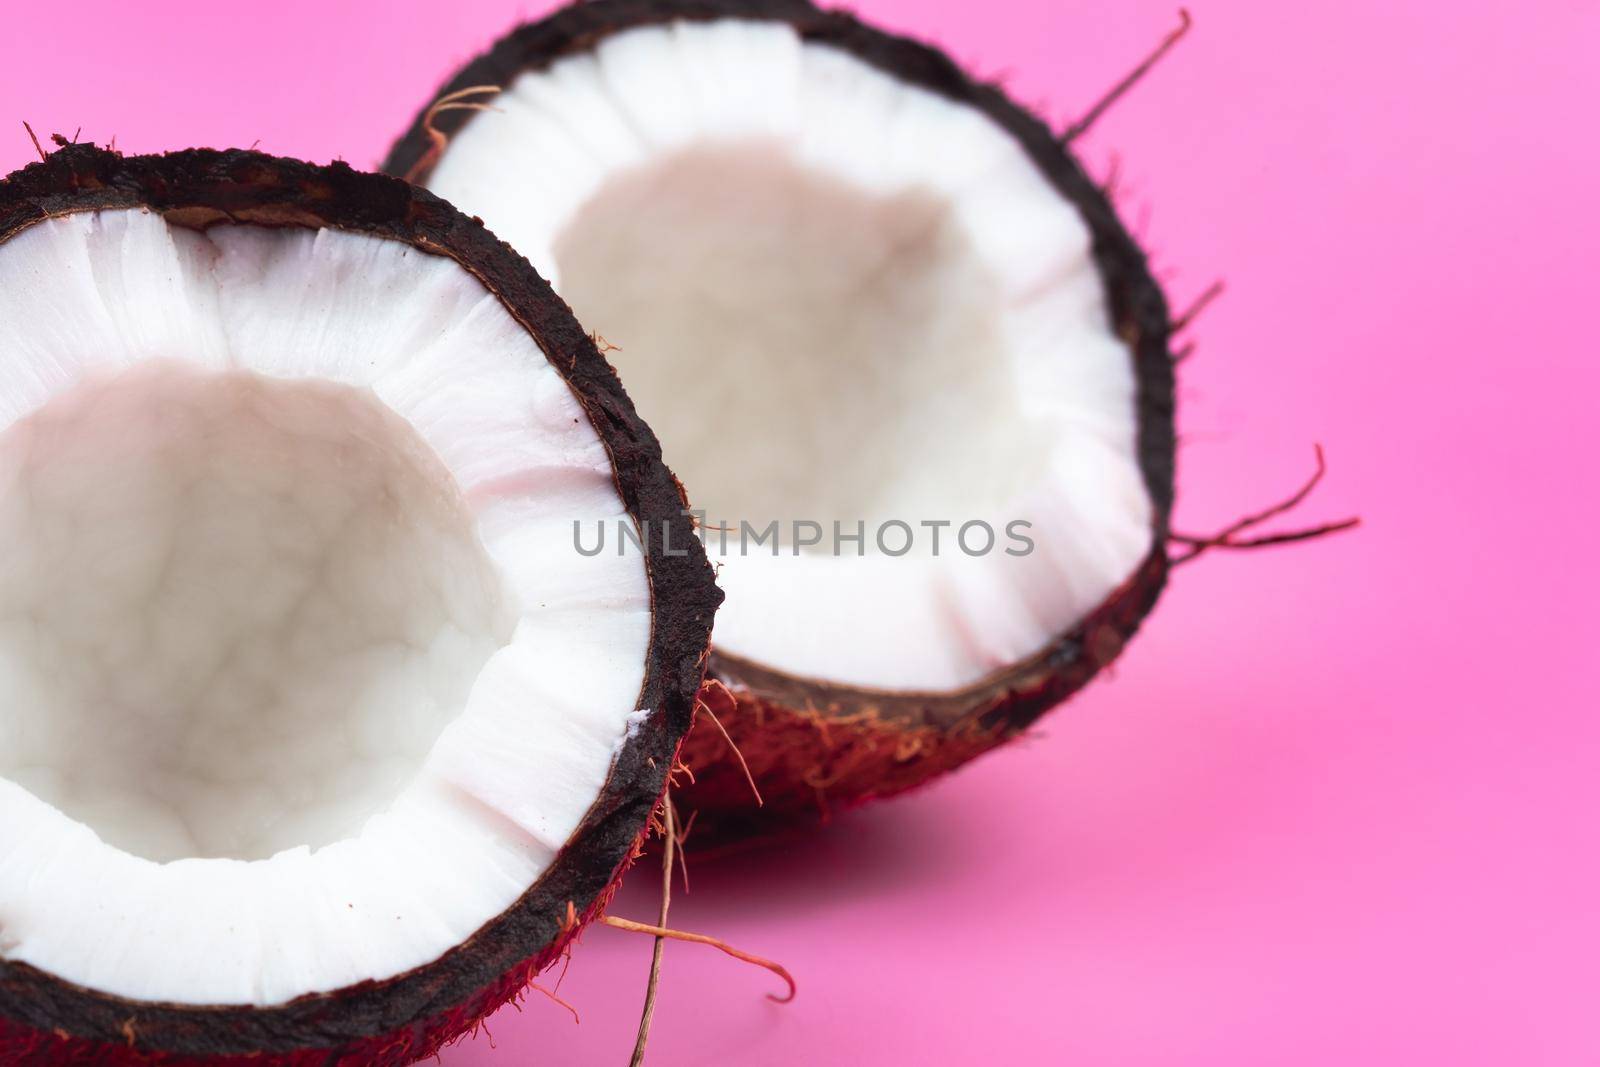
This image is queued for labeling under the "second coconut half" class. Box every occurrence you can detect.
[387,0,1177,837]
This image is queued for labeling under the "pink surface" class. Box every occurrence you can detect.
[4,1,1598,1063]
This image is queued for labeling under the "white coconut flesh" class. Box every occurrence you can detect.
[0,210,651,1006]
[426,19,1155,693]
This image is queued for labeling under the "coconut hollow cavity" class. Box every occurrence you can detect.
[0,146,719,1064]
[386,0,1175,835]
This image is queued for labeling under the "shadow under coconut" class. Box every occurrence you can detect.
[612,791,964,924]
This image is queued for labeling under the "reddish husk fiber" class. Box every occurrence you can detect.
[0,144,721,1064]
[385,0,1177,841]
[678,560,1160,841]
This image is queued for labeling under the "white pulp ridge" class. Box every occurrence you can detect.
[428,19,1156,692]
[0,210,651,1007]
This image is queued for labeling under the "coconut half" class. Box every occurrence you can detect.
[0,145,719,1063]
[386,0,1175,836]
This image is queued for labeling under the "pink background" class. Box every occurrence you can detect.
[4,1,1598,1063]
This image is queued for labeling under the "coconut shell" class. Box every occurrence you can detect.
[385,0,1176,841]
[0,144,721,1064]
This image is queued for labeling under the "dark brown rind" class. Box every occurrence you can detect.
[0,145,721,1064]
[385,0,1176,831]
